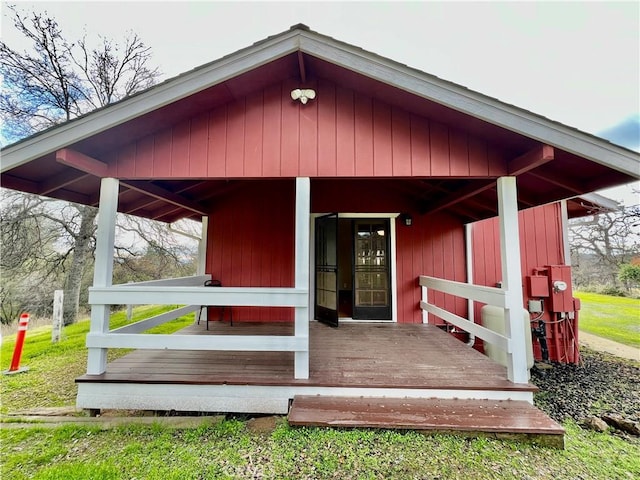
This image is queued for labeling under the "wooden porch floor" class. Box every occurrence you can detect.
[77,321,534,393]
[76,322,566,441]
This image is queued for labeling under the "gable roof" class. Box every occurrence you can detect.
[1,24,638,222]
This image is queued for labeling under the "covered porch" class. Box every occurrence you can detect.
[84,174,532,386]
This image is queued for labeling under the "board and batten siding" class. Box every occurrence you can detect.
[471,202,568,359]
[206,179,468,324]
[206,180,295,323]
[471,202,565,291]
[104,78,507,179]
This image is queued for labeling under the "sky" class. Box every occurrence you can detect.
[1,0,638,204]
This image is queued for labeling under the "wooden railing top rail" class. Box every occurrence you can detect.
[116,274,211,287]
[89,286,308,307]
[419,275,505,308]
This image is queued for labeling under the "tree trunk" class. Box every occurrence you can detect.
[63,206,97,325]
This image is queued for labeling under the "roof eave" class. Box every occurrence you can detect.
[1,30,302,173]
[573,192,621,212]
[296,31,639,178]
[2,26,638,180]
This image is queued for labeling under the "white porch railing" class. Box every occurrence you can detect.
[87,176,311,380]
[419,275,513,373]
[87,273,310,377]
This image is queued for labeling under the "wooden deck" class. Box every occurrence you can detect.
[78,322,534,392]
[75,321,565,440]
[76,322,538,416]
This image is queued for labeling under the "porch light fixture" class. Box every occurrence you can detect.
[401,213,413,226]
[291,88,316,104]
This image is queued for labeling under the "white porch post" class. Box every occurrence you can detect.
[196,216,208,322]
[197,216,208,275]
[86,177,119,375]
[294,177,310,379]
[497,176,528,384]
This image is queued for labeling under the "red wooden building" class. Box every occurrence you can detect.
[2,25,638,436]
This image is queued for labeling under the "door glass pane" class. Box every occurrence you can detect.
[316,270,337,309]
[354,222,389,308]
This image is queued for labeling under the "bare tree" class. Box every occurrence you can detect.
[1,6,160,325]
[113,216,198,284]
[1,5,158,140]
[0,191,64,324]
[569,205,640,289]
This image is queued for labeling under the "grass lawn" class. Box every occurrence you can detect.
[0,305,194,413]
[2,306,639,479]
[2,419,639,479]
[575,292,640,348]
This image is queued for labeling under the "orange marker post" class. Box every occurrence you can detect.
[4,313,30,375]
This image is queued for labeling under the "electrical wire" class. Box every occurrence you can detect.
[529,311,544,323]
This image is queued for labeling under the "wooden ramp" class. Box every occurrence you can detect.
[288,396,565,448]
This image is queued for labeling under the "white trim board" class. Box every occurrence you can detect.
[309,213,399,323]
[77,382,533,414]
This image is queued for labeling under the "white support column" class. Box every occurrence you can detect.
[465,223,475,324]
[497,177,528,384]
[294,177,310,379]
[196,216,209,323]
[197,216,208,275]
[87,178,119,375]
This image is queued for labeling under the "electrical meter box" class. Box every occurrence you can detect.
[527,275,549,297]
[546,265,573,312]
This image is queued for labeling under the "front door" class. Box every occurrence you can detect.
[314,214,339,327]
[352,219,392,320]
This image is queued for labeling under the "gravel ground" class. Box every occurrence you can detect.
[531,347,640,435]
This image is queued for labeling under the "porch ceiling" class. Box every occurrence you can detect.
[1,26,637,223]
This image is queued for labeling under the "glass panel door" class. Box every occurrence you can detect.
[314,213,339,327]
[352,219,391,320]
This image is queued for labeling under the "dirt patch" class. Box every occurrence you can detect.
[579,330,639,361]
[246,415,280,434]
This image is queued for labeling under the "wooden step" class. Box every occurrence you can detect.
[288,396,564,448]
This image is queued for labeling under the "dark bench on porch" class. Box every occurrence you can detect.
[198,279,233,329]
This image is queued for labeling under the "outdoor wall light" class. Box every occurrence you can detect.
[291,88,316,104]
[401,213,413,226]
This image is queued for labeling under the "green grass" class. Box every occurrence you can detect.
[0,306,194,413]
[1,420,638,479]
[575,291,640,348]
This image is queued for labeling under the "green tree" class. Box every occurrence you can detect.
[618,263,640,290]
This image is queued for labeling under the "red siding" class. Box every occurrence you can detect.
[471,203,573,362]
[317,79,337,176]
[109,79,507,179]
[207,179,467,324]
[471,203,565,292]
[395,211,467,324]
[206,180,295,322]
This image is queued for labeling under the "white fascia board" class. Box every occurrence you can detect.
[0,33,301,173]
[298,33,640,178]
[573,192,621,211]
